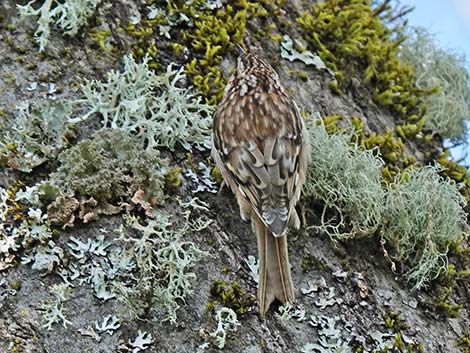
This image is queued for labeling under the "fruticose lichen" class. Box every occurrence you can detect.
[0,100,74,172]
[17,0,101,52]
[73,54,213,151]
[304,115,386,238]
[400,27,470,143]
[383,166,467,289]
[113,210,209,324]
[304,114,467,288]
[41,128,168,226]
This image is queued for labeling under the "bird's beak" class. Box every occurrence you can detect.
[234,44,245,55]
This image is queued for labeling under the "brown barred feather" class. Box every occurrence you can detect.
[212,50,310,315]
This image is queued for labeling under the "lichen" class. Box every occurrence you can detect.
[209,307,241,349]
[17,0,101,52]
[74,54,213,151]
[41,129,168,226]
[383,166,467,289]
[112,210,209,324]
[42,283,73,330]
[0,100,74,173]
[400,27,470,143]
[304,115,386,238]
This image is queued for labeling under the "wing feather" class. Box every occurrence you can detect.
[213,83,309,236]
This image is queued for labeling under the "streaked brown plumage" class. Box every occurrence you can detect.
[212,47,310,315]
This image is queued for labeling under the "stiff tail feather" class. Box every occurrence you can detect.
[254,216,295,315]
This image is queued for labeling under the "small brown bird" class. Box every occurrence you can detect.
[212,46,310,315]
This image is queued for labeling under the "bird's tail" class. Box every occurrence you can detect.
[254,215,295,316]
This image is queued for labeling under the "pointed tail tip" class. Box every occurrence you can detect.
[255,217,295,316]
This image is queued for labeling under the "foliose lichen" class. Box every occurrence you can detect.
[0,100,74,173]
[17,0,101,52]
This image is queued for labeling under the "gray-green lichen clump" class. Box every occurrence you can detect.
[303,114,468,289]
[75,54,214,151]
[400,27,470,143]
[304,116,385,239]
[0,100,74,172]
[42,128,168,225]
[17,0,101,52]
[384,166,467,289]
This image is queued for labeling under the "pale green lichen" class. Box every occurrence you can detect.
[128,330,154,352]
[0,187,7,234]
[0,100,74,172]
[304,115,385,238]
[400,27,470,143]
[1,185,61,273]
[280,35,328,71]
[17,0,101,52]
[304,114,467,288]
[384,166,467,289]
[42,283,73,330]
[73,54,213,151]
[113,210,208,324]
[303,316,351,353]
[42,128,168,225]
[209,307,241,349]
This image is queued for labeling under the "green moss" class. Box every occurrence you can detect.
[126,18,161,70]
[121,0,267,104]
[164,168,183,191]
[9,280,21,291]
[211,166,224,185]
[434,286,462,318]
[288,69,308,81]
[180,1,263,104]
[434,250,470,318]
[374,310,424,353]
[210,279,256,315]
[301,255,326,272]
[89,28,115,53]
[437,151,470,200]
[206,300,218,312]
[458,332,470,353]
[383,310,407,331]
[297,0,433,120]
[329,79,341,95]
